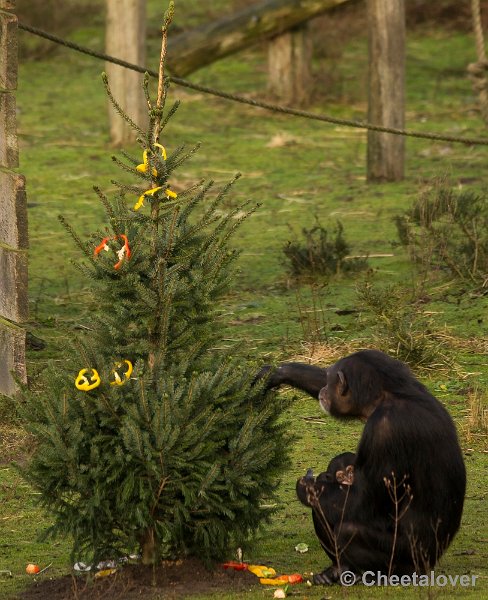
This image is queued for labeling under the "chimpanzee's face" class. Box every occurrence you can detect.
[318,364,351,417]
[319,362,371,420]
[319,361,382,421]
[318,383,331,414]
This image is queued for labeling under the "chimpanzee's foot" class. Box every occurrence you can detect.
[312,565,339,585]
[313,565,359,586]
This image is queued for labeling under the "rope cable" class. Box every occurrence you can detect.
[17,21,488,146]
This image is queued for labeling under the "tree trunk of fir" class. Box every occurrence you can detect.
[267,24,313,106]
[0,0,28,397]
[141,527,157,565]
[167,0,354,77]
[105,0,148,146]
[366,0,405,182]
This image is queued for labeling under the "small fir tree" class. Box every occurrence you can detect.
[18,4,291,566]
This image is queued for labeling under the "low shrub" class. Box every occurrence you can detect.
[394,178,488,290]
[356,279,452,372]
[283,218,368,280]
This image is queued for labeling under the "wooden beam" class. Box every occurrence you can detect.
[366,0,405,182]
[167,0,354,77]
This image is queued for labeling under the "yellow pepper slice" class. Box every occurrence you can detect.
[134,186,163,211]
[136,144,167,176]
[109,360,133,386]
[75,368,101,391]
[247,565,276,578]
[134,186,178,211]
[94,569,117,578]
[259,577,289,585]
[260,574,303,585]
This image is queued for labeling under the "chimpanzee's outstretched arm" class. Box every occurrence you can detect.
[255,362,328,399]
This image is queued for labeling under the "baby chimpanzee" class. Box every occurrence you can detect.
[297,452,356,583]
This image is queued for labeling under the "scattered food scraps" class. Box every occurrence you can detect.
[259,576,289,585]
[247,565,277,578]
[0,570,12,578]
[260,574,303,585]
[94,568,117,578]
[222,561,304,587]
[222,561,248,571]
[294,542,309,553]
[25,564,40,575]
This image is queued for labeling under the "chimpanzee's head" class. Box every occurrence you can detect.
[318,351,398,420]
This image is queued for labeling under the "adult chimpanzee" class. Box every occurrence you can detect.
[260,350,466,585]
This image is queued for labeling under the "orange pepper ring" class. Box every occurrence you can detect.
[114,234,131,270]
[94,235,131,270]
[94,237,110,256]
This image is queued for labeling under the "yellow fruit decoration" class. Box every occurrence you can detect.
[136,143,167,177]
[75,368,101,391]
[247,565,276,578]
[109,360,133,386]
[134,186,178,211]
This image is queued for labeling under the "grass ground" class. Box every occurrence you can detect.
[1,1,487,598]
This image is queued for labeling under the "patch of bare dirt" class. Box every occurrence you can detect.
[17,559,259,600]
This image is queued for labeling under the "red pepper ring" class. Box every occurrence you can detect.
[94,235,131,270]
[222,561,248,571]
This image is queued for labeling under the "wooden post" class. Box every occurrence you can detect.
[366,0,405,182]
[267,24,313,107]
[0,0,28,397]
[105,0,148,146]
[468,0,488,125]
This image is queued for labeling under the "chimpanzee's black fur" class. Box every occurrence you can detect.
[261,350,466,585]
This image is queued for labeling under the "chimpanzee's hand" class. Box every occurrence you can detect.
[251,365,276,389]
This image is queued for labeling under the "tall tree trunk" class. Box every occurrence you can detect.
[105,0,147,146]
[366,0,405,182]
[141,526,157,565]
